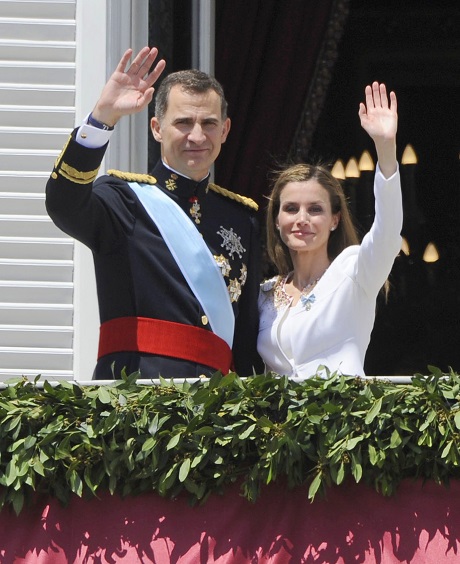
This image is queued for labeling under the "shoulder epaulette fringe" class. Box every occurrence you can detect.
[107,170,157,185]
[260,276,281,292]
[208,183,258,211]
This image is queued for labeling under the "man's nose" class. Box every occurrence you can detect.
[188,123,205,143]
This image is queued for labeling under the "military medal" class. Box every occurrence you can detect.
[239,264,247,286]
[214,254,231,277]
[228,278,242,303]
[189,196,201,224]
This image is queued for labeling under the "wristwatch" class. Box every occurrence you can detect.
[86,112,114,131]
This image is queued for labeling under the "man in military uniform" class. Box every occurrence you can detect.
[46,46,263,379]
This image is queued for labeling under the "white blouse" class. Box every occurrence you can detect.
[257,165,403,380]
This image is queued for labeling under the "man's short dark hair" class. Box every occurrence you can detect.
[154,69,228,121]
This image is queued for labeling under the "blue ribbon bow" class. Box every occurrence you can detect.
[300,293,316,310]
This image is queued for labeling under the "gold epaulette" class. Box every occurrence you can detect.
[208,182,258,211]
[107,170,157,185]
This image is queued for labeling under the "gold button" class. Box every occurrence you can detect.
[81,133,87,139]
[201,315,208,325]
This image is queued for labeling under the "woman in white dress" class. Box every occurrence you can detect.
[257,82,403,379]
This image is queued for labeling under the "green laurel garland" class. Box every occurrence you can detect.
[1,366,460,515]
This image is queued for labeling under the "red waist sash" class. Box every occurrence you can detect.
[98,317,233,374]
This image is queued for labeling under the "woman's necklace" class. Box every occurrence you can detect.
[299,278,320,310]
[300,275,322,295]
[274,268,328,310]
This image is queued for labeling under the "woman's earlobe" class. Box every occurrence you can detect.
[331,214,341,231]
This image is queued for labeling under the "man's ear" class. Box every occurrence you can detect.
[221,118,231,143]
[151,117,162,142]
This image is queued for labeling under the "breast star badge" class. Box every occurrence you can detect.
[217,226,246,259]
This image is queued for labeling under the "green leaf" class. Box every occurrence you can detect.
[368,444,379,466]
[8,438,25,453]
[365,397,382,424]
[4,461,17,487]
[32,458,45,477]
[346,436,364,450]
[24,435,37,449]
[148,414,160,435]
[257,416,275,431]
[83,467,97,495]
[454,412,460,430]
[193,426,216,436]
[102,409,119,433]
[419,410,436,432]
[68,470,83,497]
[239,423,256,440]
[159,464,179,494]
[336,462,345,485]
[308,473,323,500]
[390,429,402,449]
[141,437,157,453]
[12,492,24,516]
[98,386,112,404]
[441,441,453,459]
[166,433,181,451]
[4,415,22,433]
[352,461,363,482]
[179,458,191,482]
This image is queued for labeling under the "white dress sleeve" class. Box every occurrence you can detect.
[354,164,403,296]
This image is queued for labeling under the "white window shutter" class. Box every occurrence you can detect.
[0,0,78,380]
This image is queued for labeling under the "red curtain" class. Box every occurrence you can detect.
[214,0,338,204]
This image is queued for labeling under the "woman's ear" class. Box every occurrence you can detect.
[331,212,341,231]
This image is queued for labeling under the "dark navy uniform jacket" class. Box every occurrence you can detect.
[46,130,263,379]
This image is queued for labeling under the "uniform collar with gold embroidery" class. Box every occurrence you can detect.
[150,160,210,199]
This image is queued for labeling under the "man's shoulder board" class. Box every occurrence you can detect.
[107,169,157,185]
[208,182,258,211]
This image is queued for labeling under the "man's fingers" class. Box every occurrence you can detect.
[116,49,134,73]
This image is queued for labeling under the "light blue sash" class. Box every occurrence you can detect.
[128,182,235,347]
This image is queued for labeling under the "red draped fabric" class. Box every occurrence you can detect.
[214,0,338,203]
[2,480,460,562]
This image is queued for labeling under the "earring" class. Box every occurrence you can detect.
[330,226,336,231]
